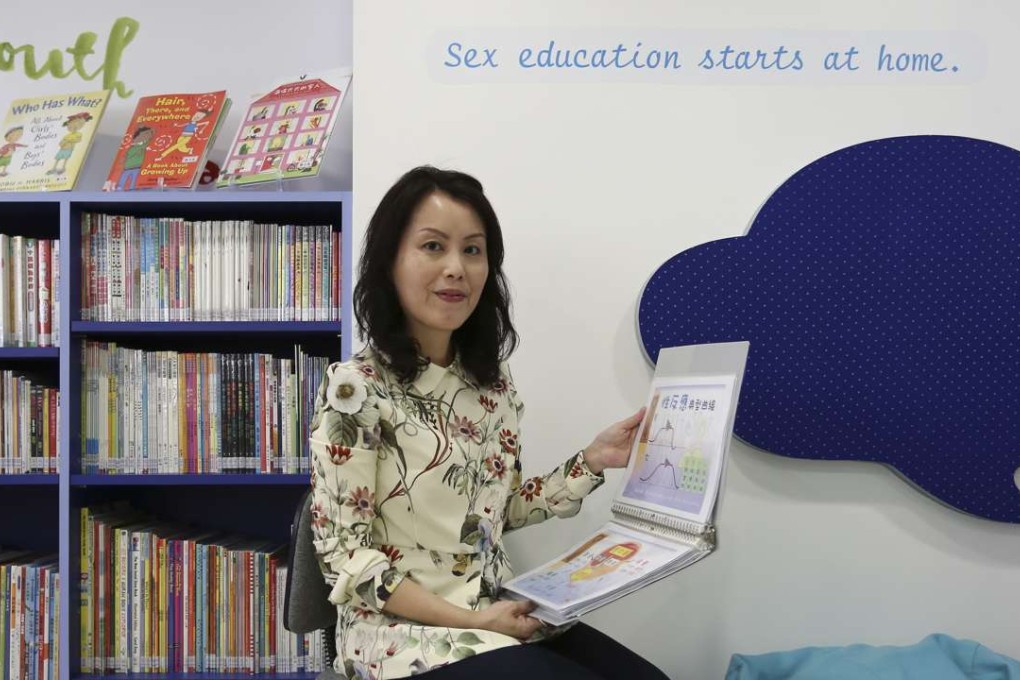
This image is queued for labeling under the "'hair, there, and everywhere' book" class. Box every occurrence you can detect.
[103,91,231,192]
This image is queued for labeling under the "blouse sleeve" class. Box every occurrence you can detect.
[501,375,605,532]
[308,362,406,613]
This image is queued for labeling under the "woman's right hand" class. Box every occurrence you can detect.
[473,600,544,640]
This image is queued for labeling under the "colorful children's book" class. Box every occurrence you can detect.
[104,91,231,192]
[503,342,750,625]
[217,69,351,187]
[0,89,110,192]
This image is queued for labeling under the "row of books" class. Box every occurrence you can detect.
[0,235,59,348]
[0,69,350,193]
[0,371,60,474]
[80,505,325,675]
[82,342,329,475]
[80,213,341,322]
[0,548,60,680]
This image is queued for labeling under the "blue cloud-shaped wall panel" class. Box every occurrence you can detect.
[638,135,1020,523]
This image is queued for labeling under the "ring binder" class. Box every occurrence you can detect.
[503,342,749,624]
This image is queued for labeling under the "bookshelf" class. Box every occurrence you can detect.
[1,191,351,680]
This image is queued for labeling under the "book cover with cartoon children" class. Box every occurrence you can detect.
[104,91,231,191]
[217,68,351,187]
[0,90,110,192]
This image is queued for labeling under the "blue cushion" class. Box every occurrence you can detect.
[725,634,1020,680]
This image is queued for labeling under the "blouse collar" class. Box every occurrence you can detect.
[359,346,477,395]
[413,354,477,394]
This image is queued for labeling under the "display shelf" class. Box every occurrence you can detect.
[75,673,318,680]
[71,321,341,335]
[0,473,60,485]
[71,473,311,486]
[0,346,61,359]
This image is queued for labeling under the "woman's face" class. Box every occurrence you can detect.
[392,191,489,356]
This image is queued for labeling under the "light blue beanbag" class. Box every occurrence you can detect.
[726,634,1020,680]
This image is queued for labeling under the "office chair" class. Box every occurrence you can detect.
[284,487,342,679]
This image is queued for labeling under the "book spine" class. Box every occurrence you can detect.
[81,214,93,322]
[25,565,36,680]
[10,565,22,680]
[185,219,194,321]
[130,533,142,673]
[159,536,167,674]
[37,239,51,347]
[52,240,60,348]
[169,353,180,474]
[254,355,264,474]
[95,519,106,674]
[24,237,38,346]
[183,539,192,672]
[80,509,93,673]
[29,385,40,472]
[244,354,254,472]
[300,227,310,321]
[241,222,251,321]
[143,532,152,672]
[110,216,124,322]
[40,566,50,680]
[309,226,319,322]
[0,233,10,346]
[117,528,129,673]
[11,236,24,345]
[195,543,204,672]
[334,227,342,321]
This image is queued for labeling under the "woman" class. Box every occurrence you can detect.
[309,166,668,679]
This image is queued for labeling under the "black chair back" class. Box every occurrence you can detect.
[284,487,339,670]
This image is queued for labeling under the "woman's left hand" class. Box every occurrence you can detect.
[582,407,647,475]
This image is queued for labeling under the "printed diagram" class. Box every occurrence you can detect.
[639,417,710,495]
[570,541,640,582]
[507,532,670,608]
[622,382,728,515]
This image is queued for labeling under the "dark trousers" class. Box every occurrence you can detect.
[412,623,669,679]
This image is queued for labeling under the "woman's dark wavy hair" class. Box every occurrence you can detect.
[354,165,518,387]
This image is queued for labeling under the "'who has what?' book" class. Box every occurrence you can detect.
[503,341,749,625]
[0,89,110,192]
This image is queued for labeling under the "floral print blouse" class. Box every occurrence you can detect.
[308,349,605,679]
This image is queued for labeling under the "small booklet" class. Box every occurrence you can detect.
[0,89,110,192]
[217,68,351,187]
[502,341,749,625]
[103,90,231,191]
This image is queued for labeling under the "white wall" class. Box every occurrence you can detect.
[3,1,353,190]
[354,1,1020,677]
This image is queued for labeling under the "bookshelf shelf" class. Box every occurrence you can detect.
[71,473,311,486]
[75,673,318,680]
[0,346,61,359]
[71,321,342,335]
[0,473,60,485]
[1,190,351,679]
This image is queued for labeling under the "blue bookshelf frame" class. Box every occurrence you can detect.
[0,474,60,485]
[1,190,352,680]
[76,673,317,680]
[0,346,61,359]
[70,474,311,486]
[72,321,341,335]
